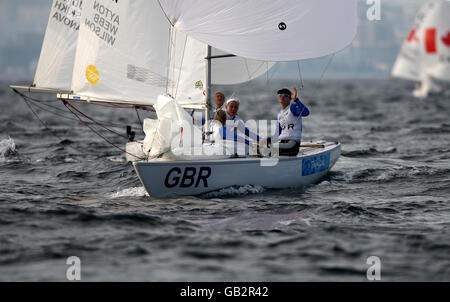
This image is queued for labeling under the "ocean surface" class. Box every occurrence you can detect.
[1,78,450,281]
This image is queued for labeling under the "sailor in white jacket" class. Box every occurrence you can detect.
[269,87,310,156]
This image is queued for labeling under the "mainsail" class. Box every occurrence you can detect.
[210,48,274,85]
[392,0,450,84]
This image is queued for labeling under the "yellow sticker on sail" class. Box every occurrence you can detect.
[86,65,99,85]
[195,80,203,89]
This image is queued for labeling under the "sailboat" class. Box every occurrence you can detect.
[11,0,357,198]
[392,0,450,98]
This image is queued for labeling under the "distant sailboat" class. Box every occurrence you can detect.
[11,0,357,197]
[392,0,450,98]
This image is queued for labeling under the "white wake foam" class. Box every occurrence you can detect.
[202,184,265,198]
[107,156,126,163]
[110,184,264,199]
[109,186,149,198]
[0,137,17,161]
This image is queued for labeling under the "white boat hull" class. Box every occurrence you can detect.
[133,142,341,198]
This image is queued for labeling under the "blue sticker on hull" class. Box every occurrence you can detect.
[302,153,330,176]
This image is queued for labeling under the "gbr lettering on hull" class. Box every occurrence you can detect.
[164,167,212,188]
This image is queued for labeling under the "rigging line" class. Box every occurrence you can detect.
[230,59,253,100]
[165,26,173,94]
[18,93,76,116]
[135,107,144,132]
[11,89,59,103]
[157,0,174,26]
[174,34,188,99]
[64,101,146,161]
[13,89,140,129]
[23,98,60,103]
[231,60,267,99]
[14,88,80,123]
[27,98,87,123]
[244,59,258,107]
[310,54,335,100]
[297,60,304,90]
[13,89,153,113]
[296,60,304,100]
[65,102,131,141]
[292,54,335,128]
[267,62,280,84]
[19,95,85,154]
[41,101,141,129]
[231,59,252,99]
[171,28,181,97]
[72,100,156,113]
[168,26,179,97]
[12,88,58,103]
[68,100,144,110]
[28,98,140,129]
[67,100,157,120]
[170,26,176,95]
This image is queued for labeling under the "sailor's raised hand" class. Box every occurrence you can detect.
[291,87,298,101]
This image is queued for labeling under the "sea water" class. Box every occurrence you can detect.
[1,79,449,281]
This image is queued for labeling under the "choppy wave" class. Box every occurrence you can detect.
[329,161,444,185]
[342,147,397,158]
[3,79,450,281]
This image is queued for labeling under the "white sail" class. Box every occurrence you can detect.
[166,32,207,104]
[391,1,431,81]
[167,39,276,101]
[211,48,275,85]
[70,0,276,106]
[419,0,450,81]
[71,0,174,105]
[391,38,422,81]
[169,41,276,95]
[158,0,357,61]
[392,0,450,83]
[34,0,83,91]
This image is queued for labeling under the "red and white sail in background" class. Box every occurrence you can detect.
[392,0,450,97]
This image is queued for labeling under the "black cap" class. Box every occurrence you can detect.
[277,88,291,95]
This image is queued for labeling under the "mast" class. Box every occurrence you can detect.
[206,45,212,110]
[204,46,235,134]
[205,45,212,136]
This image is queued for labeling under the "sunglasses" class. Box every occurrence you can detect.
[278,94,290,98]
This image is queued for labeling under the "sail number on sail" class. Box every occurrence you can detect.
[53,0,82,30]
[85,0,120,46]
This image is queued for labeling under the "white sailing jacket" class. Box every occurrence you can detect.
[226,114,261,142]
[275,98,310,142]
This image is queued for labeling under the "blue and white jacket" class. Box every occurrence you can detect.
[273,98,310,142]
[226,114,261,143]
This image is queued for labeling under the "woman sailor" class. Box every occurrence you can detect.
[224,98,261,144]
[211,110,250,146]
